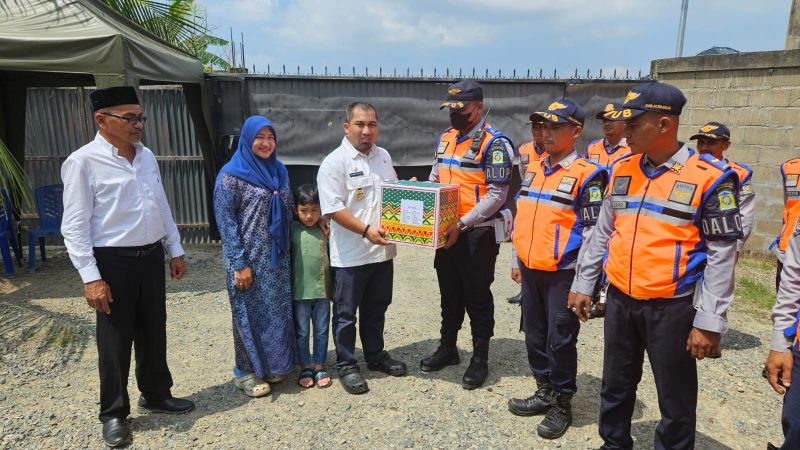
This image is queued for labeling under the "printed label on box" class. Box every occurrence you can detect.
[400,199,424,226]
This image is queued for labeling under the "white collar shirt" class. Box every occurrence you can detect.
[60,133,184,283]
[317,136,397,268]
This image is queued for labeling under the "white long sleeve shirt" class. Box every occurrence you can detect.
[60,133,184,283]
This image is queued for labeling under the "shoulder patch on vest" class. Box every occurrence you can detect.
[787,174,798,187]
[437,141,448,154]
[522,172,535,187]
[740,180,754,196]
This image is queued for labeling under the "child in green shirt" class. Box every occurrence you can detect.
[291,184,333,388]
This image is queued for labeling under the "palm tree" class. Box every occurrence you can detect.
[0,138,32,210]
[99,0,230,71]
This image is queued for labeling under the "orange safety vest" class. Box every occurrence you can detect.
[513,156,605,271]
[518,141,547,176]
[605,151,734,299]
[585,138,630,168]
[436,125,510,218]
[773,158,800,253]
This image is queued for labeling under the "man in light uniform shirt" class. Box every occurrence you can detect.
[61,86,192,448]
[317,102,407,395]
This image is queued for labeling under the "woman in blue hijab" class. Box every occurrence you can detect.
[214,116,296,397]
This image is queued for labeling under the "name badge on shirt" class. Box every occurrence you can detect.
[349,170,364,178]
[522,172,535,187]
[437,141,448,154]
[556,176,577,194]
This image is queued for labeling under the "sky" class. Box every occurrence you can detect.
[199,0,792,78]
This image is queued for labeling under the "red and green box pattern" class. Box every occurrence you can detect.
[381,182,458,248]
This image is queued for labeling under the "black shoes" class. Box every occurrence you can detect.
[367,352,408,376]
[137,395,195,414]
[420,329,460,372]
[102,418,131,448]
[507,291,522,304]
[537,392,573,439]
[508,377,555,416]
[462,338,490,390]
[338,365,370,395]
[420,346,460,372]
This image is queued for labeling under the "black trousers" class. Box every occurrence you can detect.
[519,266,579,394]
[781,345,800,449]
[94,243,173,423]
[332,260,393,370]
[434,226,499,339]
[599,285,697,450]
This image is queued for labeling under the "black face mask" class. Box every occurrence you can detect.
[449,111,473,131]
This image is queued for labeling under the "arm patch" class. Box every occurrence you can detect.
[701,179,743,241]
[483,139,513,184]
[578,171,608,226]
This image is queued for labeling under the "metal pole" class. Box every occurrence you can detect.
[675,0,689,57]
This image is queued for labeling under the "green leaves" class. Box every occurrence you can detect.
[0,138,32,210]
[99,0,229,71]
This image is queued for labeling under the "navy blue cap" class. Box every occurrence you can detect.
[595,102,621,119]
[690,122,731,140]
[605,82,687,121]
[533,98,585,126]
[440,80,484,111]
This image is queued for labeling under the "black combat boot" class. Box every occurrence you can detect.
[461,338,489,390]
[537,392,573,439]
[507,376,555,416]
[420,329,460,372]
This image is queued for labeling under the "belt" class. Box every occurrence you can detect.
[461,221,495,232]
[93,241,163,258]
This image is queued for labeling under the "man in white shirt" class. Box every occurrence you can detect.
[317,102,407,395]
[60,86,193,448]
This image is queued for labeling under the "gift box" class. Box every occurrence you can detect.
[380,180,459,249]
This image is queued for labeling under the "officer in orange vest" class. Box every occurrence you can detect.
[771,157,800,290]
[507,98,607,439]
[508,114,547,305]
[569,82,742,449]
[766,222,800,450]
[517,114,548,177]
[421,80,514,390]
[586,103,630,168]
[690,122,755,256]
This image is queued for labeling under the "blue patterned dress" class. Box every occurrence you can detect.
[214,173,296,377]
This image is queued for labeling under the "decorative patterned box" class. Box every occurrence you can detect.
[380,180,459,249]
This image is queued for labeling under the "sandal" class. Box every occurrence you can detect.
[338,365,369,395]
[314,369,332,389]
[234,373,271,397]
[298,368,315,389]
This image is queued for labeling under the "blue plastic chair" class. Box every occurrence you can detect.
[28,184,64,273]
[0,191,22,277]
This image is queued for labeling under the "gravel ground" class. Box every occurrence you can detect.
[0,244,786,449]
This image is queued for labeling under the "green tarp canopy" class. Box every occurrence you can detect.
[0,0,218,232]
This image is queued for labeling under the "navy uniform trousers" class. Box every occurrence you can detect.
[332,260,393,370]
[600,285,697,450]
[94,242,173,423]
[780,345,800,449]
[434,226,499,339]
[519,265,579,393]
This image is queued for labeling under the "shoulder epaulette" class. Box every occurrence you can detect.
[697,153,729,172]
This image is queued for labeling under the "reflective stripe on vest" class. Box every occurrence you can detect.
[777,158,800,252]
[585,138,630,169]
[437,126,504,218]
[513,157,602,271]
[604,151,729,299]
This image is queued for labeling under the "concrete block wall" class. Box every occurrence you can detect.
[652,50,800,254]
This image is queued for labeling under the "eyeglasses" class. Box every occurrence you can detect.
[102,112,148,125]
